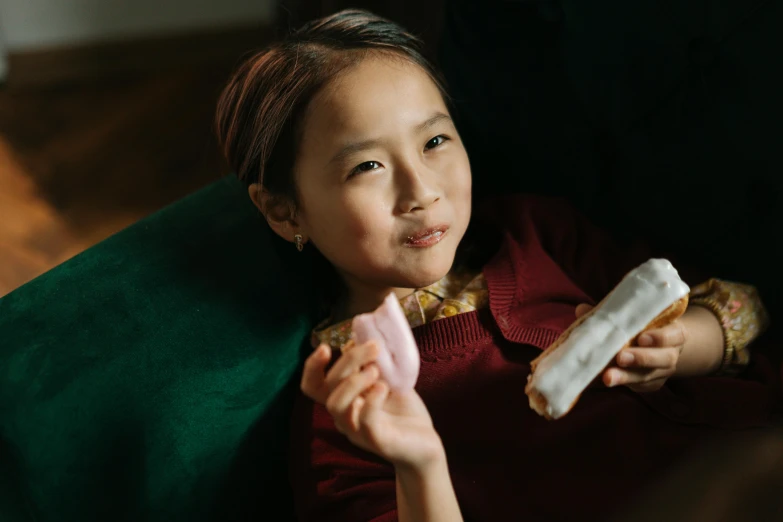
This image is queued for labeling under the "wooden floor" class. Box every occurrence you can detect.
[0,30,270,297]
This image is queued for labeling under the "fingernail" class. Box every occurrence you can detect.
[638,334,653,347]
[618,352,634,366]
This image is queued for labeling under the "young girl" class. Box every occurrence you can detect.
[216,10,779,522]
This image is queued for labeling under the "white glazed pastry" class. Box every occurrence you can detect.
[526,259,690,420]
[351,293,421,391]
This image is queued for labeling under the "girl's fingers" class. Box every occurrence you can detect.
[325,342,380,392]
[637,322,686,348]
[301,344,332,403]
[325,365,380,418]
[348,396,366,432]
[616,347,680,370]
[604,366,674,387]
[575,303,594,319]
[358,381,389,432]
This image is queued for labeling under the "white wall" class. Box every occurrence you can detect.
[0,0,275,52]
[0,22,7,81]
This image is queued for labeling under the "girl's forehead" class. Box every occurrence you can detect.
[305,56,447,136]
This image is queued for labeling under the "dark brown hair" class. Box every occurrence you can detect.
[215,8,450,206]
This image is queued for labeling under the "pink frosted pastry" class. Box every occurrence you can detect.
[351,293,421,391]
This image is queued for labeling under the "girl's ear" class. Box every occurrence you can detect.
[248,183,302,245]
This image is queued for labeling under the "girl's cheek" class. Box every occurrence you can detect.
[348,211,370,234]
[342,198,384,236]
[350,216,386,246]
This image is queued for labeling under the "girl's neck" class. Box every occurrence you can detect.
[332,277,415,322]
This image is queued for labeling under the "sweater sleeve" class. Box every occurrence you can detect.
[289,396,398,522]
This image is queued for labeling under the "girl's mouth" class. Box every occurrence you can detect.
[405,225,449,247]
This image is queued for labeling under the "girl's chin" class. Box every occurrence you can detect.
[356,254,456,290]
[399,265,453,289]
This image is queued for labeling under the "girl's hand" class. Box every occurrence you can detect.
[301,342,445,471]
[575,304,686,393]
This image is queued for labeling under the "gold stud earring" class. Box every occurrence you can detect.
[294,234,304,252]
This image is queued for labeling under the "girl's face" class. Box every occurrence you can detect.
[267,55,472,312]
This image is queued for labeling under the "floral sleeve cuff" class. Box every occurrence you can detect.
[689,279,770,376]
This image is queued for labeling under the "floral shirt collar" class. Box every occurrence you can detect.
[312,269,489,349]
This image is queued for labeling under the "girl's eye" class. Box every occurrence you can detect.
[424,135,449,151]
[349,160,382,177]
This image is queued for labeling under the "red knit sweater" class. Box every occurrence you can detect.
[289,195,781,522]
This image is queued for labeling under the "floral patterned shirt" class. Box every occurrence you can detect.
[689,279,770,375]
[312,268,488,350]
[313,272,768,376]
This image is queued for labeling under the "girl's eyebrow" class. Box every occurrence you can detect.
[329,112,453,166]
[329,138,385,166]
[415,112,452,133]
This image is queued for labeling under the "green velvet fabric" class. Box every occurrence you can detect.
[0,177,311,521]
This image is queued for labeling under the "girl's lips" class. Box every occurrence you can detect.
[405,225,449,247]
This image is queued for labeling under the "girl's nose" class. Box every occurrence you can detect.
[396,161,441,214]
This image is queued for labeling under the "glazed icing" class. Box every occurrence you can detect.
[529,259,690,419]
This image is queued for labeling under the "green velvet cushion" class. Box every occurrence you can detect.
[0,176,311,521]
